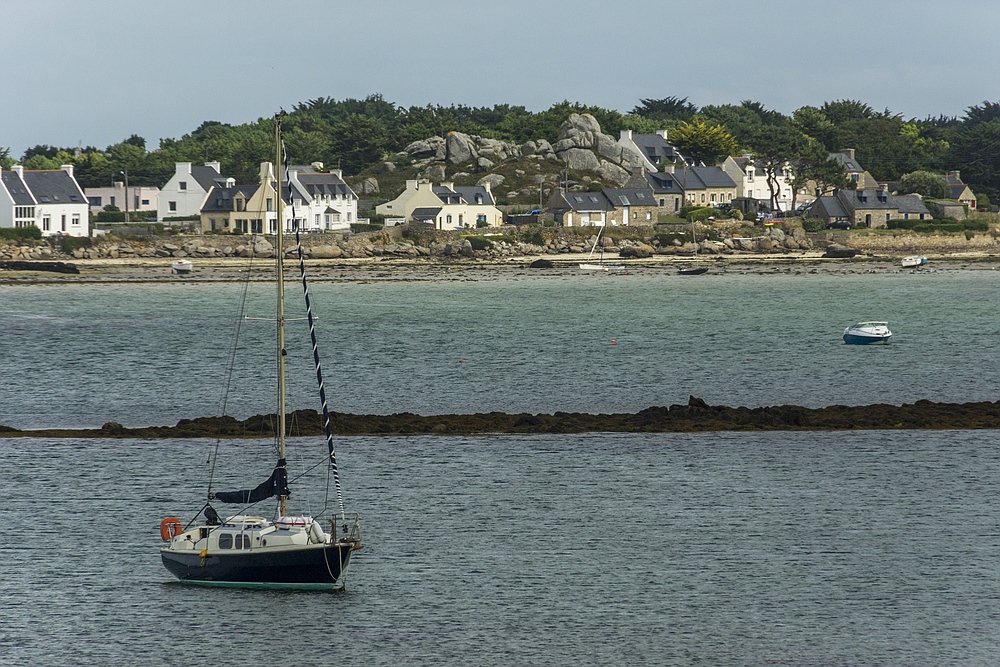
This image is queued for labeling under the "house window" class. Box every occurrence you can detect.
[235,199,245,212]
[168,201,177,212]
[446,214,453,225]
[747,170,754,182]
[88,196,102,207]
[347,212,351,222]
[646,212,651,220]
[141,199,149,206]
[904,213,909,220]
[851,174,859,182]
[700,194,705,202]
[659,199,664,207]
[477,214,487,223]
[42,215,50,231]
[72,214,80,226]
[315,214,320,225]
[61,215,66,231]
[267,198,273,212]
[458,214,463,225]
[886,213,890,223]
[179,181,187,190]
[920,213,926,220]
[711,194,717,202]
[110,196,116,208]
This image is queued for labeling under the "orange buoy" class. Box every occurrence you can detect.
[160,517,183,541]
[610,340,617,345]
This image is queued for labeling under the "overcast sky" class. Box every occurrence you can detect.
[4,0,999,158]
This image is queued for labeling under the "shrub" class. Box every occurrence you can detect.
[60,236,91,254]
[801,217,825,232]
[522,232,545,246]
[462,235,494,251]
[0,226,42,241]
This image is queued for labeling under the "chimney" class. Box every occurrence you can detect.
[206,161,221,173]
[178,162,192,175]
[620,130,633,141]
[441,181,454,191]
[948,170,960,180]
[482,181,492,195]
[259,161,274,183]
[655,129,668,140]
[407,179,418,191]
[61,164,74,178]
[842,148,855,160]
[665,163,675,174]
[12,164,23,179]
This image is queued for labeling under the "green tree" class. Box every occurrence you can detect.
[0,147,14,169]
[630,96,698,122]
[788,140,850,208]
[746,124,809,212]
[668,119,738,166]
[896,170,950,199]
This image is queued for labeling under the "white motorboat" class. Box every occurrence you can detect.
[901,255,927,268]
[171,260,193,274]
[843,321,892,345]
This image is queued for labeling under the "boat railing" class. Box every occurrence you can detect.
[331,513,363,550]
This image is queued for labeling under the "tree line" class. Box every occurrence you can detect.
[3,94,1000,205]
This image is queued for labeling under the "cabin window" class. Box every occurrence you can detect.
[218,533,234,549]
[236,534,251,549]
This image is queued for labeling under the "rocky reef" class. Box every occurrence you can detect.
[5,396,1000,439]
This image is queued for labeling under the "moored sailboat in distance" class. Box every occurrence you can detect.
[159,113,362,589]
[579,226,623,271]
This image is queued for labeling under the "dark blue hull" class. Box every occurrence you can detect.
[161,544,353,585]
[843,333,891,345]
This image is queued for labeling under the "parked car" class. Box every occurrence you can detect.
[826,219,851,230]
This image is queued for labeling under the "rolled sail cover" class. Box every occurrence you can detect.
[213,459,289,504]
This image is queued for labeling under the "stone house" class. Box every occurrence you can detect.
[0,164,90,237]
[810,188,930,228]
[546,186,658,227]
[943,171,976,211]
[830,149,878,189]
[643,166,738,213]
[158,161,232,222]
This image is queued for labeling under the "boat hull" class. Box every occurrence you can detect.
[843,332,891,345]
[579,263,623,271]
[161,543,354,586]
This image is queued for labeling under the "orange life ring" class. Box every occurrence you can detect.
[160,517,183,541]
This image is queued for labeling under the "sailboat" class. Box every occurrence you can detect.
[159,113,362,589]
[579,225,623,271]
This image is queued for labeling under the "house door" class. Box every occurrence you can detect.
[865,214,871,228]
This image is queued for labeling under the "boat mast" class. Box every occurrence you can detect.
[275,112,287,518]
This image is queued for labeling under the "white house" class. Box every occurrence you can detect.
[720,155,798,211]
[85,182,159,215]
[377,179,503,229]
[286,165,359,232]
[158,161,231,222]
[0,164,90,237]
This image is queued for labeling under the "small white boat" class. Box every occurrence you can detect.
[171,260,193,274]
[579,226,623,271]
[901,255,926,268]
[843,321,892,345]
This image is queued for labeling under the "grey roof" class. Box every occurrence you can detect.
[453,185,494,206]
[189,164,224,191]
[1,171,34,205]
[830,150,864,173]
[22,170,86,205]
[628,133,684,164]
[411,206,443,220]
[894,194,930,215]
[201,185,258,213]
[432,186,464,205]
[646,167,736,193]
[296,172,357,199]
[601,187,656,207]
[561,192,611,211]
[846,189,896,210]
[814,195,850,219]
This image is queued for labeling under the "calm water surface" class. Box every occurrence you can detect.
[1,270,999,665]
[1,431,999,666]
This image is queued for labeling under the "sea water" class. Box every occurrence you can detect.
[1,269,999,665]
